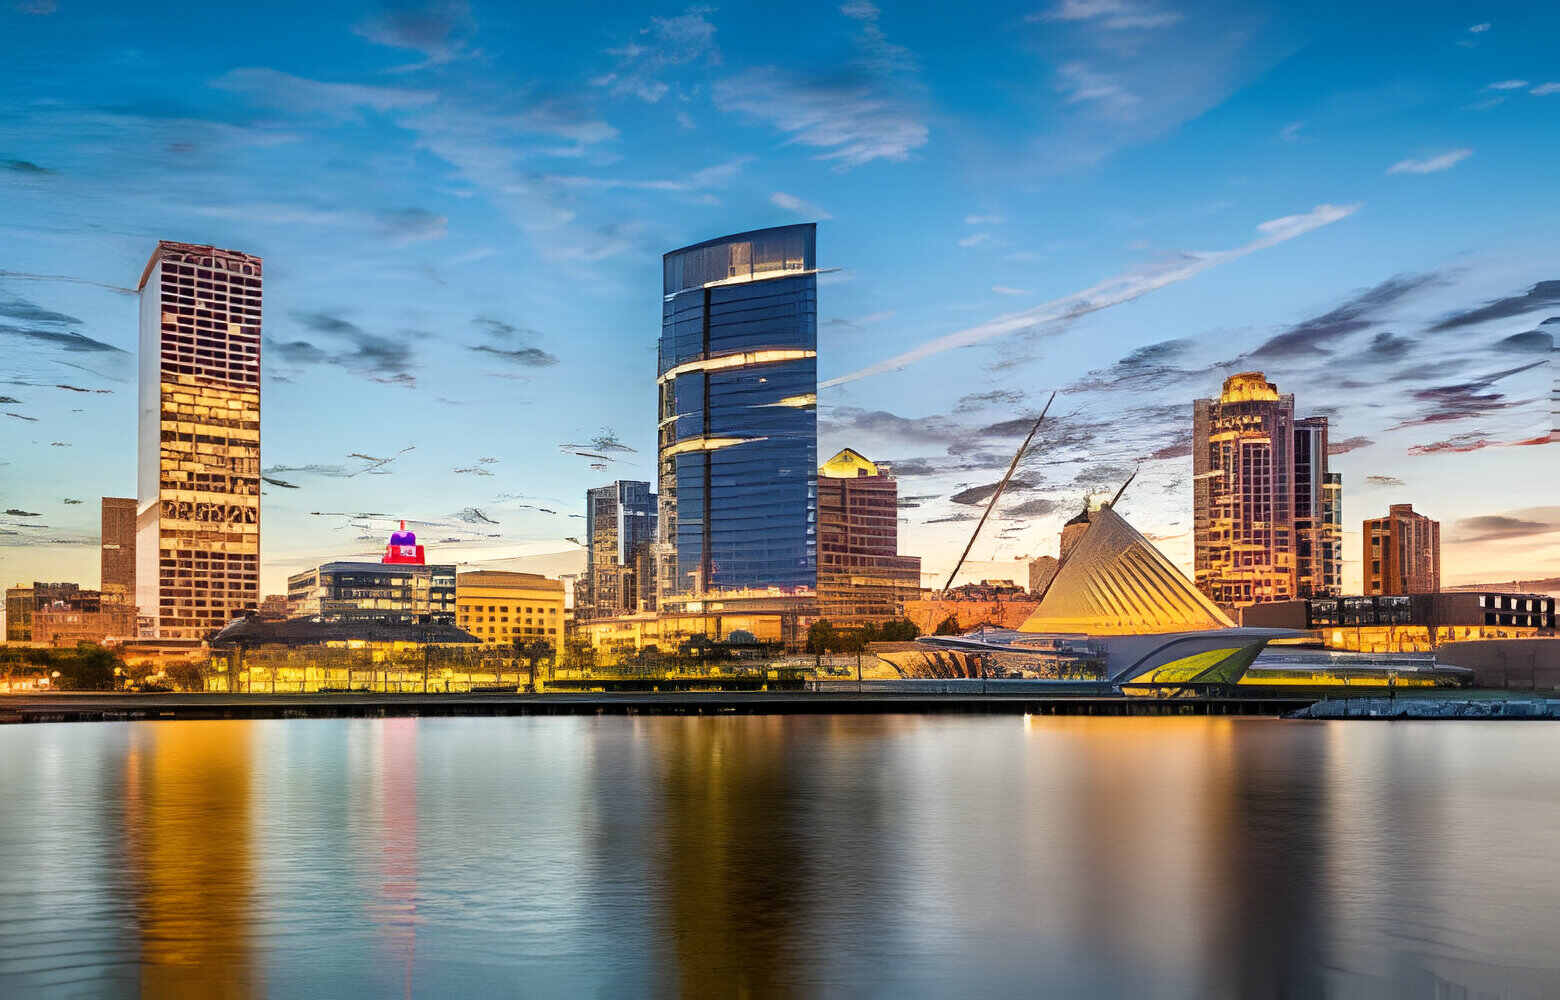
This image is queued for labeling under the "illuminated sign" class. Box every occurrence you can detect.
[382,520,426,565]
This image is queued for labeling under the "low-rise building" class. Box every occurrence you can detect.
[31,603,142,647]
[5,583,97,642]
[287,523,456,626]
[456,571,566,651]
[1242,592,1556,652]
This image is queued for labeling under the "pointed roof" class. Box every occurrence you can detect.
[819,447,881,479]
[1019,505,1233,635]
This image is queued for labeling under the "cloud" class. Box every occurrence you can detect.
[471,344,558,366]
[1497,330,1554,353]
[1485,80,1530,91]
[1279,121,1304,142]
[823,203,1359,386]
[594,7,719,103]
[1037,0,1183,30]
[2,159,53,174]
[13,0,55,12]
[1004,498,1060,517]
[1409,433,1552,456]
[1451,508,1560,543]
[0,296,81,326]
[1397,360,1547,427]
[714,67,927,168]
[354,1,474,67]
[966,214,1005,225]
[1328,435,1374,455]
[1386,148,1472,175]
[213,68,436,116]
[1247,273,1439,359]
[1365,474,1404,487]
[991,285,1029,296]
[1429,280,1560,331]
[375,207,448,245]
[1054,62,1141,117]
[950,478,1037,506]
[955,389,1025,412]
[273,311,419,385]
[468,316,558,367]
[4,509,41,517]
[0,324,125,354]
[1069,336,1207,392]
[770,191,832,219]
[1468,23,1490,33]
[958,233,991,248]
[1533,83,1560,96]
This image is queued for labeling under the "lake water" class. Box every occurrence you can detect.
[3,715,1560,998]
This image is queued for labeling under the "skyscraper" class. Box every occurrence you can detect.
[1364,503,1441,595]
[1193,371,1339,611]
[580,480,657,620]
[656,224,818,607]
[136,242,262,639]
[100,496,136,605]
[816,448,922,623]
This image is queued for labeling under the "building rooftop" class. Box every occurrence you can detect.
[210,617,480,648]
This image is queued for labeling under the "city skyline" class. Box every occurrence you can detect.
[3,0,1558,600]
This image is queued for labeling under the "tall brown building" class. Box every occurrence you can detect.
[1364,503,1440,595]
[1193,372,1341,611]
[136,242,262,640]
[101,497,137,604]
[816,448,922,624]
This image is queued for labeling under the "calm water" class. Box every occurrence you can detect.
[3,716,1560,998]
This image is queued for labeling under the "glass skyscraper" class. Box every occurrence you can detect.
[656,224,818,605]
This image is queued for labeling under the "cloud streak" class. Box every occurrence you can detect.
[1386,148,1472,174]
[822,203,1359,386]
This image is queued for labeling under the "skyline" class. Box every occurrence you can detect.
[2,0,1558,598]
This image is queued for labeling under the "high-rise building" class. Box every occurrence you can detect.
[655,224,818,607]
[100,497,136,605]
[580,481,657,621]
[816,448,922,624]
[1364,503,1441,595]
[455,571,566,651]
[136,241,262,639]
[1193,371,1340,611]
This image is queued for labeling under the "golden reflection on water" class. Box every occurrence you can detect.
[122,721,258,998]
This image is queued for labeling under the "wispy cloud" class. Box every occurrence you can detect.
[1486,79,1530,90]
[1035,0,1184,31]
[958,232,992,248]
[965,214,1005,225]
[770,191,831,219]
[354,1,475,69]
[1386,148,1472,174]
[823,203,1360,387]
[213,67,436,116]
[1468,23,1491,33]
[592,7,719,103]
[1279,121,1304,142]
[992,285,1030,296]
[1532,83,1560,96]
[714,68,927,168]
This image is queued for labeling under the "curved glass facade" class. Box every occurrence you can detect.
[657,225,818,603]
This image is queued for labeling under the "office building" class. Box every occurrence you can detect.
[287,523,454,625]
[1243,591,1553,652]
[1364,503,1441,595]
[5,582,93,642]
[136,241,262,639]
[1029,556,1059,596]
[580,481,657,621]
[30,604,138,648]
[1193,371,1340,611]
[456,571,566,651]
[816,448,921,624]
[100,497,137,604]
[655,224,818,607]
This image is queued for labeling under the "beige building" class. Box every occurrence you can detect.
[136,241,263,639]
[456,571,565,650]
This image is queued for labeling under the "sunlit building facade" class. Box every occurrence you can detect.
[580,481,657,620]
[656,224,818,608]
[101,497,137,605]
[816,448,922,624]
[1364,503,1441,595]
[1193,372,1340,612]
[5,582,92,642]
[287,562,456,625]
[455,571,565,651]
[136,241,262,639]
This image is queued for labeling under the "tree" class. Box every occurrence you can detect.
[164,661,206,692]
[53,643,120,691]
[934,614,963,636]
[876,618,921,642]
[806,619,839,654]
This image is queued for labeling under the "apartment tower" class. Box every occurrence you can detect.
[1364,503,1441,595]
[136,242,262,639]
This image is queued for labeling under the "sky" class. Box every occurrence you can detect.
[1,0,1557,600]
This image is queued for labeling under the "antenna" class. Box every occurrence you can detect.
[942,391,1056,593]
[1107,466,1138,509]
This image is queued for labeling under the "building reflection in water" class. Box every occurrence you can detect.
[365,718,419,998]
[122,721,258,998]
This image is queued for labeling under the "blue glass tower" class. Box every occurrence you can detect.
[657,224,818,604]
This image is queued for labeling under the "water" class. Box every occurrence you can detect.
[3,716,1560,998]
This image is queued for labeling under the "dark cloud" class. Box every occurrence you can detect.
[473,317,543,340]
[1397,360,1547,427]
[0,396,20,404]
[0,324,124,353]
[1408,431,1551,456]
[1364,474,1404,487]
[2,159,52,174]
[819,406,963,445]
[261,475,300,489]
[1542,317,1560,327]
[1069,337,1211,393]
[278,311,419,385]
[470,344,558,366]
[924,512,976,524]
[949,478,1035,506]
[1147,430,1193,461]
[1071,462,1134,489]
[1329,436,1374,455]
[1249,273,1440,359]
[354,0,473,62]
[4,509,41,517]
[954,388,1024,412]
[1451,509,1560,543]
[0,296,80,325]
[6,412,38,422]
[1430,280,1560,332]
[1496,330,1553,353]
[1004,498,1059,517]
[1361,331,1417,361]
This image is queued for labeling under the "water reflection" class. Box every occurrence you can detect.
[123,721,258,997]
[2,716,1560,997]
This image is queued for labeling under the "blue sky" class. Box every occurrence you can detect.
[1,0,1557,598]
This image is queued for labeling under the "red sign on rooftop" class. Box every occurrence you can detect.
[383,520,425,565]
